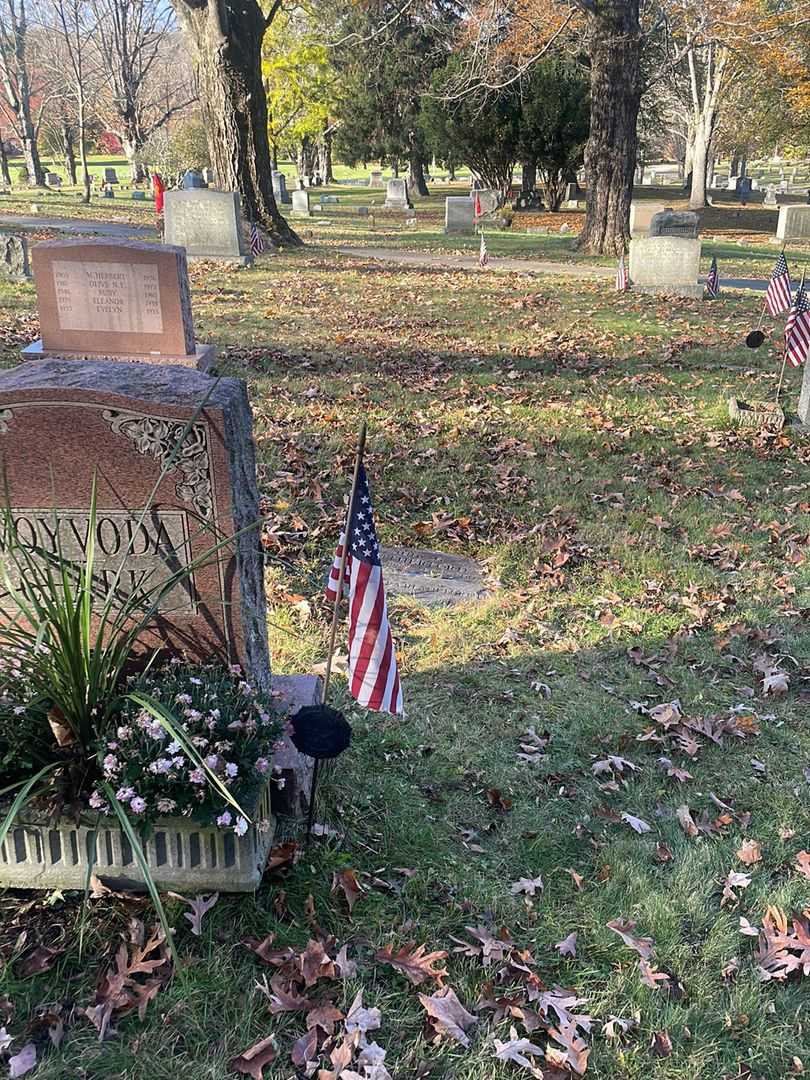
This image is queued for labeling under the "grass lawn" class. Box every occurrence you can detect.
[0,221,809,1080]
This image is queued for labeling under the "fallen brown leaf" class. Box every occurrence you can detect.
[419,987,477,1048]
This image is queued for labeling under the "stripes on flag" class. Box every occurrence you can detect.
[250,221,265,257]
[479,231,489,268]
[765,251,792,315]
[324,466,402,714]
[706,255,720,298]
[615,252,628,292]
[784,279,810,368]
[474,192,482,219]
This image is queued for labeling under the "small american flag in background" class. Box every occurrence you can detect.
[479,231,489,268]
[706,256,720,298]
[325,466,402,714]
[250,221,265,257]
[784,279,810,368]
[615,252,628,292]
[474,192,482,219]
[765,252,792,315]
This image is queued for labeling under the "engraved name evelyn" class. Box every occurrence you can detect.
[52,259,164,335]
[0,509,196,615]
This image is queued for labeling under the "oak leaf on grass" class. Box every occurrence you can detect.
[374,942,448,986]
[418,987,477,1048]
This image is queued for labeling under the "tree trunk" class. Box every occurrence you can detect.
[62,120,77,186]
[78,96,91,205]
[170,0,299,246]
[409,150,429,196]
[0,138,10,187]
[391,158,399,178]
[522,159,536,193]
[577,0,642,254]
[320,124,334,184]
[688,120,710,209]
[729,149,740,177]
[447,159,455,181]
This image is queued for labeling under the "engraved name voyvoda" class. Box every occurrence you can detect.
[0,509,196,614]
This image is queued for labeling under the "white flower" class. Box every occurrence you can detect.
[157,798,177,813]
[115,786,135,803]
[167,740,182,754]
[216,811,232,827]
[234,816,248,837]
[130,796,146,814]
[225,762,238,778]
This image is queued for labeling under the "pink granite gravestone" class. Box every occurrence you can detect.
[22,239,215,370]
[0,359,267,686]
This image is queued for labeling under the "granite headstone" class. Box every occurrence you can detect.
[22,238,215,369]
[0,359,269,687]
[445,196,475,234]
[164,189,252,266]
[384,178,413,209]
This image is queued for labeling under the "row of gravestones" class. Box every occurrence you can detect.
[0,233,320,809]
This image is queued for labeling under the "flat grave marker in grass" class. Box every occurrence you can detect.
[0,357,270,686]
[23,237,215,369]
[380,546,488,606]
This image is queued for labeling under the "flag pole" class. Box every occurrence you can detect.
[322,421,367,705]
[777,265,805,404]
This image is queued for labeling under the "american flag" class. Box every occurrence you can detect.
[765,252,792,315]
[706,255,720,298]
[250,221,265,257]
[479,231,489,268]
[325,466,402,714]
[615,252,628,292]
[784,278,810,368]
[474,192,482,219]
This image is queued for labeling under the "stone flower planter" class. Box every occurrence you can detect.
[728,397,785,433]
[0,782,275,893]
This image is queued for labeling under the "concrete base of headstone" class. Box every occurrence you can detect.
[269,673,322,818]
[185,252,253,267]
[22,339,217,372]
[629,236,702,298]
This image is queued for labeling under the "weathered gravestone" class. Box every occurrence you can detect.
[45,173,62,189]
[163,189,252,266]
[0,234,30,280]
[0,358,269,688]
[562,182,579,208]
[629,201,667,237]
[764,184,778,206]
[476,189,499,214]
[291,189,311,218]
[776,204,810,242]
[182,169,205,189]
[104,167,118,185]
[272,172,292,205]
[380,547,488,606]
[384,178,413,209]
[368,171,384,188]
[629,235,703,298]
[22,238,215,369]
[202,167,215,185]
[648,209,700,238]
[445,196,475,234]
